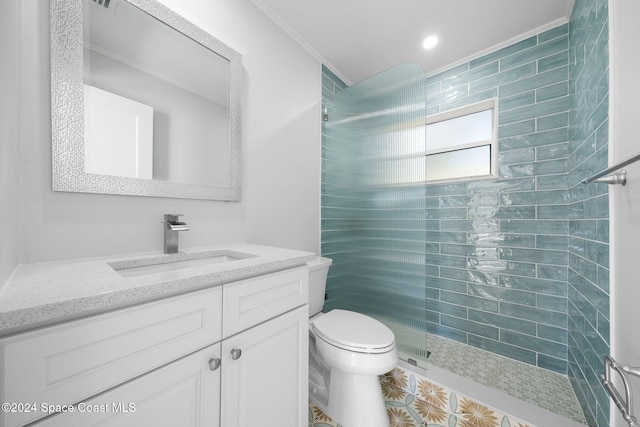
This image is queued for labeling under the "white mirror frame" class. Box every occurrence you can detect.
[50,0,242,201]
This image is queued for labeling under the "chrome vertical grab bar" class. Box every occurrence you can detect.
[601,356,640,427]
[582,152,640,184]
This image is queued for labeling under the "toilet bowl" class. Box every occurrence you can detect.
[308,257,397,427]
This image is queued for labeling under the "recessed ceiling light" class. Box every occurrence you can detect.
[422,36,439,50]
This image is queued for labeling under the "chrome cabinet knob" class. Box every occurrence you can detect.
[208,357,221,371]
[231,348,242,360]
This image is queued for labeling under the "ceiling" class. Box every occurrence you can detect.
[250,0,575,85]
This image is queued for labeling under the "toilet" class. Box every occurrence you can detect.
[308,257,397,427]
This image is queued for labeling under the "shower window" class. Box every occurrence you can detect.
[392,100,497,184]
[425,99,497,183]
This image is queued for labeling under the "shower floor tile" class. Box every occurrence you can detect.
[308,334,590,426]
[426,333,587,424]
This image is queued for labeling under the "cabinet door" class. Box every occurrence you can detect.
[221,305,308,427]
[34,344,222,427]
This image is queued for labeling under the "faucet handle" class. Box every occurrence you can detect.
[164,214,184,222]
[162,214,187,254]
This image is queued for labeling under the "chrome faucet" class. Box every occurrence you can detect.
[162,214,189,254]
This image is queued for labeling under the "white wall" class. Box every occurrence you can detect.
[609,1,640,425]
[0,0,21,283]
[157,0,322,253]
[7,0,320,266]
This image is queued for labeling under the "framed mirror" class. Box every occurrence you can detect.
[50,0,242,201]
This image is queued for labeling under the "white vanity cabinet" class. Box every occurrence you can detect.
[0,265,309,427]
[1,286,223,427]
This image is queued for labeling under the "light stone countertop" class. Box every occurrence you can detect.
[0,244,317,338]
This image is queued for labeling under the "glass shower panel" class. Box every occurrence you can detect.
[321,63,429,367]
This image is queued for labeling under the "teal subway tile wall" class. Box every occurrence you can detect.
[567,0,610,426]
[423,22,573,373]
[320,0,609,424]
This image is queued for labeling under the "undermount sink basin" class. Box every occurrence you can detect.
[110,250,255,277]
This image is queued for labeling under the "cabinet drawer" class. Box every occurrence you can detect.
[223,267,308,337]
[1,286,222,427]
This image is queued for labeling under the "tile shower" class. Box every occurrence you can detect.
[320,0,610,425]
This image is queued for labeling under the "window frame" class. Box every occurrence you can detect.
[424,98,498,184]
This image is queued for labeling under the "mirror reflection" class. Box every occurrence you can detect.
[83,0,231,187]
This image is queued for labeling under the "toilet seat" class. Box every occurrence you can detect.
[311,309,395,354]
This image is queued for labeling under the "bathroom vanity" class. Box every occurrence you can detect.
[0,244,314,427]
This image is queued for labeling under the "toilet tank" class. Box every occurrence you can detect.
[308,256,332,316]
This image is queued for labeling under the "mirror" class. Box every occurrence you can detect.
[50,0,242,200]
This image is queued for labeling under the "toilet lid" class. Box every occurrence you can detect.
[311,309,395,354]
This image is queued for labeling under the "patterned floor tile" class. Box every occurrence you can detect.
[308,367,535,427]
